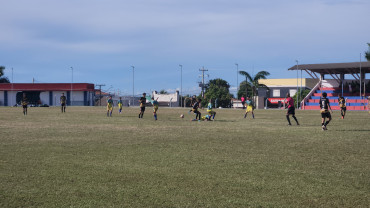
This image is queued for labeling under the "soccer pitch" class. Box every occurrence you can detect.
[1,107,369,207]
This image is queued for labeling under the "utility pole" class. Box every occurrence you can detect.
[199,66,208,98]
[235,63,239,96]
[131,66,135,106]
[96,84,106,106]
[70,67,73,106]
[179,64,183,107]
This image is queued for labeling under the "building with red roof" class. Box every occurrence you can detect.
[0,83,95,106]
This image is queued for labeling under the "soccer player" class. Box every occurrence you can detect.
[107,96,113,117]
[117,97,123,114]
[338,95,346,119]
[192,98,202,120]
[151,97,159,121]
[320,92,333,130]
[188,95,197,113]
[244,97,255,119]
[138,93,146,118]
[285,93,299,126]
[21,93,28,116]
[60,93,67,113]
[207,99,216,120]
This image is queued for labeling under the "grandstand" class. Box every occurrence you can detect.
[288,62,370,111]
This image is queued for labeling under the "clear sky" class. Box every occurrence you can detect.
[1,0,369,96]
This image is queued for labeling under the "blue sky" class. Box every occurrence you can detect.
[1,0,369,96]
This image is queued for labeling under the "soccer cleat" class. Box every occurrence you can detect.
[322,125,325,131]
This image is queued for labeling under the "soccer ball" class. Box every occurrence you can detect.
[180,114,184,118]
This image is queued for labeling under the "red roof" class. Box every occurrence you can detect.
[0,83,95,91]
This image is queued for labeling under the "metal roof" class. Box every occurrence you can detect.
[288,62,370,74]
[0,83,95,91]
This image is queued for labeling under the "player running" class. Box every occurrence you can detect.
[106,96,113,117]
[320,92,333,130]
[285,93,299,126]
[117,97,123,114]
[192,98,202,120]
[207,99,216,120]
[138,93,146,118]
[60,93,67,113]
[21,93,28,116]
[338,95,346,119]
[244,97,255,119]
[151,97,159,121]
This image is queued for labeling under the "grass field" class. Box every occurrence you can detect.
[1,106,369,207]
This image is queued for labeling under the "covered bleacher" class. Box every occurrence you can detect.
[288,62,370,110]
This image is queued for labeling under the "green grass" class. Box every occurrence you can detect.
[1,106,369,207]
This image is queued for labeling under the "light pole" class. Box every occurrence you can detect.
[295,60,299,109]
[235,63,239,97]
[131,66,135,106]
[11,68,13,106]
[70,67,73,106]
[179,64,183,107]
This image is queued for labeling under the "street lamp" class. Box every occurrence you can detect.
[179,64,183,107]
[235,63,239,97]
[131,66,135,106]
[70,67,73,106]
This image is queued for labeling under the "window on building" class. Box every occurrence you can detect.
[289,89,297,96]
[273,89,280,97]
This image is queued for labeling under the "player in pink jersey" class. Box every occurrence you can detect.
[285,93,299,126]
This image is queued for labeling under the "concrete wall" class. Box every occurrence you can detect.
[152,91,179,107]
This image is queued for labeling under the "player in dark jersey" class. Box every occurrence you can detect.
[138,93,146,118]
[192,98,202,120]
[60,93,67,113]
[338,95,346,119]
[285,93,299,126]
[21,93,28,116]
[320,92,333,130]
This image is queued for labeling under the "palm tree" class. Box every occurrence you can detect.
[238,70,270,106]
[0,66,10,83]
[365,43,370,61]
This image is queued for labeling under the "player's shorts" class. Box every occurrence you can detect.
[61,103,66,107]
[287,107,295,115]
[141,106,146,112]
[22,105,28,109]
[192,108,200,114]
[107,105,113,111]
[246,105,253,113]
[340,107,346,111]
[118,104,122,109]
[320,109,331,118]
[153,106,158,113]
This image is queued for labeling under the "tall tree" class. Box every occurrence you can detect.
[238,70,270,103]
[237,80,252,99]
[203,78,233,108]
[365,43,370,61]
[0,66,10,83]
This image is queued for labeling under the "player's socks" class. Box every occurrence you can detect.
[292,116,299,125]
[107,112,109,117]
[154,114,157,120]
[252,113,255,119]
[244,114,247,118]
[286,115,291,125]
[325,121,330,126]
[110,112,112,117]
